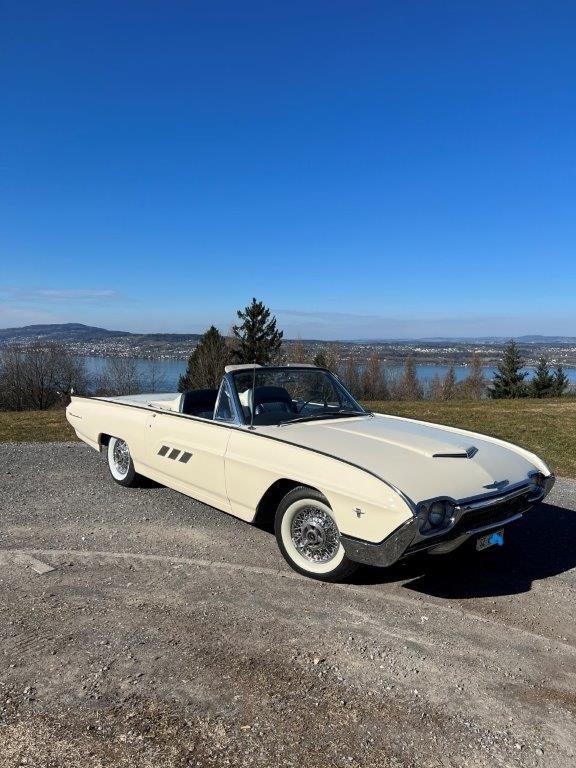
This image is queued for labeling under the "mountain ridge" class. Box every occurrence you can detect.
[2,323,576,345]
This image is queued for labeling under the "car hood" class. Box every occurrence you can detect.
[260,414,545,504]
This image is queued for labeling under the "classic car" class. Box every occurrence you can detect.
[66,364,555,581]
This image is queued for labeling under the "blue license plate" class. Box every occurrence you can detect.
[476,529,504,551]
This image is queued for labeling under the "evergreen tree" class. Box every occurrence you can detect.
[552,364,570,397]
[178,326,230,391]
[232,298,283,365]
[489,341,528,399]
[528,357,556,398]
[313,350,327,368]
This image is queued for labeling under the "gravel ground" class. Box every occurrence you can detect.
[1,442,575,767]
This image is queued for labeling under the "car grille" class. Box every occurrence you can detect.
[449,492,532,537]
[405,490,535,554]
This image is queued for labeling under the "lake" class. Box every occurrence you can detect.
[83,356,576,393]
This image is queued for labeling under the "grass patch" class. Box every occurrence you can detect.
[0,410,77,443]
[0,399,574,478]
[363,399,576,479]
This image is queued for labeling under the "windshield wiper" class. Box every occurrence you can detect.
[278,410,371,426]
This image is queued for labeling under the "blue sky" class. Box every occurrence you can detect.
[1,1,575,339]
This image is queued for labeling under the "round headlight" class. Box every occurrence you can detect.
[428,501,446,527]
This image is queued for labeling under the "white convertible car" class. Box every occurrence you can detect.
[67,364,555,581]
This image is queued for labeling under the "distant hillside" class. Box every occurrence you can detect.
[2,323,576,365]
[406,335,576,344]
[0,323,202,345]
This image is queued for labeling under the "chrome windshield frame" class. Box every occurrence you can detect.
[227,366,366,427]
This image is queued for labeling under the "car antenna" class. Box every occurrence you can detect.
[249,361,257,430]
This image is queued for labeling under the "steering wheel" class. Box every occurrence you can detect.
[297,392,328,414]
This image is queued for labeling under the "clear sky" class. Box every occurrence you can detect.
[1,2,575,339]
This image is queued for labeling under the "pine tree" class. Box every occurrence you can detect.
[232,298,283,365]
[178,326,230,391]
[489,341,528,399]
[313,350,327,368]
[528,357,556,398]
[552,364,570,397]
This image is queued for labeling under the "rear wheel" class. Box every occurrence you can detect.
[275,487,358,582]
[107,437,140,487]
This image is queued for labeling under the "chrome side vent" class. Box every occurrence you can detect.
[433,446,478,459]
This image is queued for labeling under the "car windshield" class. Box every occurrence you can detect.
[231,367,367,426]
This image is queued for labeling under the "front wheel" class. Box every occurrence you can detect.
[107,437,140,487]
[275,487,358,582]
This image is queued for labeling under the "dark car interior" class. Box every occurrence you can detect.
[179,389,218,419]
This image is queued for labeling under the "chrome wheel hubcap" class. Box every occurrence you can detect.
[113,440,130,475]
[291,507,340,563]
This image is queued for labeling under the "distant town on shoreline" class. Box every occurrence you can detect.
[2,322,576,367]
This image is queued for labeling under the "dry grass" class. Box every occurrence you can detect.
[0,409,77,443]
[0,399,574,477]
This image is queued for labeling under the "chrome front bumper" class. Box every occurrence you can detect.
[341,474,555,568]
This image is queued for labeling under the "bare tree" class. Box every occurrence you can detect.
[0,343,86,410]
[428,373,443,401]
[323,345,341,376]
[290,337,310,364]
[460,354,486,400]
[395,356,423,400]
[341,356,361,397]
[98,357,141,396]
[143,356,167,393]
[361,352,389,400]
[441,365,457,401]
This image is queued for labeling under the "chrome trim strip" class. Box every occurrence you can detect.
[465,511,524,535]
[457,484,539,512]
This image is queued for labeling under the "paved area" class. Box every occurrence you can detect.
[1,442,575,767]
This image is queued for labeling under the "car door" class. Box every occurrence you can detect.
[146,409,232,513]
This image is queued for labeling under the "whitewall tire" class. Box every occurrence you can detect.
[107,437,139,487]
[275,487,358,582]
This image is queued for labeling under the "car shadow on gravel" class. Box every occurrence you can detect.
[352,500,576,599]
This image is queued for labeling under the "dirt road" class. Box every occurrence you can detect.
[1,443,575,767]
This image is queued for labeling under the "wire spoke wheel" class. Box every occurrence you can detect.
[107,437,139,486]
[112,439,130,477]
[276,489,357,580]
[290,506,340,564]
